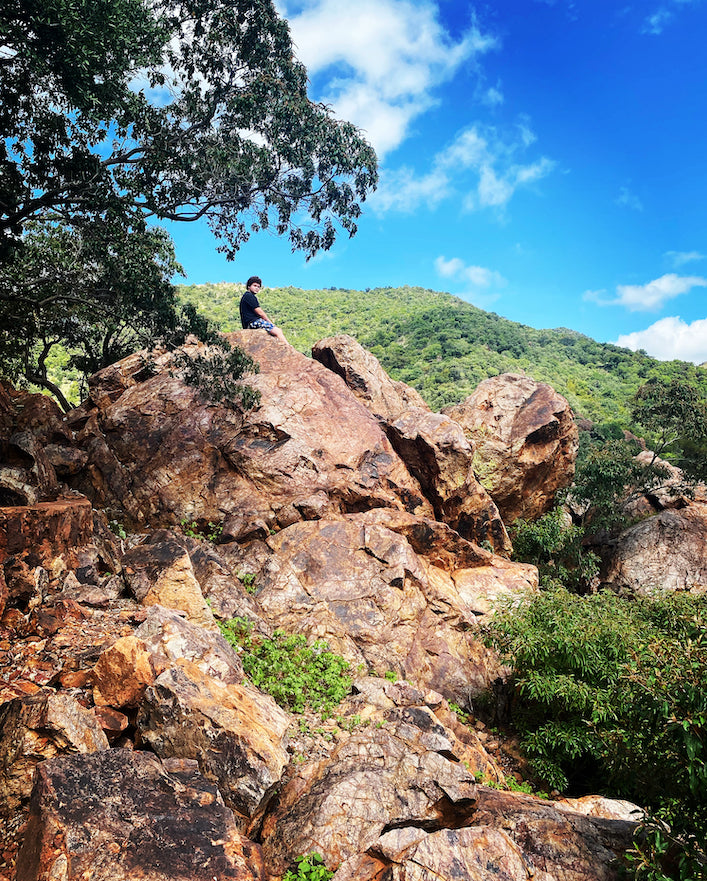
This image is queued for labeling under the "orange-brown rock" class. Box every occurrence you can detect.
[259,706,479,874]
[331,787,638,881]
[121,537,219,631]
[0,691,109,839]
[137,660,290,820]
[0,497,93,565]
[74,334,432,532]
[15,750,267,881]
[250,517,524,702]
[444,373,578,523]
[312,334,430,423]
[135,603,244,683]
[387,409,511,553]
[92,634,156,708]
[601,503,707,594]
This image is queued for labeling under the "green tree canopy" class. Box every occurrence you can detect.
[0,0,377,259]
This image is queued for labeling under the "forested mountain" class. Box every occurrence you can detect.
[179,282,707,426]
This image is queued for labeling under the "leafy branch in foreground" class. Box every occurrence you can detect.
[172,342,261,411]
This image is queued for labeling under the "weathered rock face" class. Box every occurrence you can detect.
[0,691,109,840]
[332,787,638,881]
[601,503,707,594]
[258,706,479,874]
[15,750,267,881]
[137,660,291,821]
[386,410,511,554]
[312,334,430,423]
[73,334,432,532]
[0,498,94,565]
[121,537,219,630]
[311,335,510,552]
[135,603,245,684]
[444,373,578,523]
[246,516,530,702]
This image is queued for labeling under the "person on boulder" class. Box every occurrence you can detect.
[239,276,289,344]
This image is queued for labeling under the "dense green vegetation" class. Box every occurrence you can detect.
[218,617,352,719]
[485,589,707,880]
[178,282,707,424]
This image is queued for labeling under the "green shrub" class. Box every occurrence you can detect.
[283,853,333,881]
[485,588,707,878]
[218,620,352,718]
[510,507,599,591]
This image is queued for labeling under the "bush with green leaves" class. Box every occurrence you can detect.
[218,619,352,718]
[282,853,333,881]
[510,507,599,591]
[485,588,707,879]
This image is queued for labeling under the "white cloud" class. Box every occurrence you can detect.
[585,274,707,311]
[283,0,497,157]
[642,0,701,34]
[435,255,506,288]
[614,274,707,311]
[616,316,707,364]
[370,121,555,214]
[616,185,644,211]
[665,250,705,268]
[643,8,673,33]
[368,166,449,213]
[483,85,504,106]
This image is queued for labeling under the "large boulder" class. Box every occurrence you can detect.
[312,334,429,423]
[15,750,267,881]
[601,503,707,594]
[74,334,432,532]
[444,373,578,523]
[121,537,219,631]
[258,706,479,874]
[0,691,109,844]
[386,410,511,554]
[312,336,509,551]
[247,516,532,702]
[137,660,291,821]
[332,788,638,881]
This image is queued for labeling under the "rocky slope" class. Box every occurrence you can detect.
[0,334,649,880]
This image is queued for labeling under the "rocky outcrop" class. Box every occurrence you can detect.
[0,498,93,565]
[332,788,638,881]
[244,516,528,702]
[73,334,432,533]
[0,691,109,844]
[444,373,578,523]
[601,503,707,594]
[258,705,479,874]
[15,750,267,881]
[386,410,511,554]
[312,335,511,553]
[312,334,429,423]
[121,536,219,630]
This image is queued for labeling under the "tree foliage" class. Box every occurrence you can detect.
[0,0,378,258]
[0,216,207,408]
[485,588,707,879]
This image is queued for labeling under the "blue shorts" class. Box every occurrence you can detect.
[248,318,274,330]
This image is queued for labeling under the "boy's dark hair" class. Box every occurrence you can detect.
[246,276,262,288]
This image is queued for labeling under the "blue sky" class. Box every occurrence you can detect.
[166,0,707,363]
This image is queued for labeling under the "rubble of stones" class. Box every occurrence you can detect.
[0,333,670,881]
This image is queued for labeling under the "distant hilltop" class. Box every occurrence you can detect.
[177,283,707,427]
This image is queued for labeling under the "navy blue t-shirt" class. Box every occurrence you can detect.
[239,291,260,328]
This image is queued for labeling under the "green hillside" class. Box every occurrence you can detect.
[178,282,707,425]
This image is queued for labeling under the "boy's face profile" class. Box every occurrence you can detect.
[248,282,261,293]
